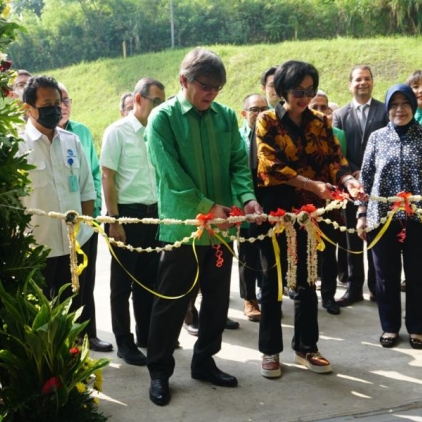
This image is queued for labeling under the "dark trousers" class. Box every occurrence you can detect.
[344,202,376,294]
[251,222,319,355]
[41,235,97,337]
[367,220,422,334]
[319,219,339,302]
[238,227,262,300]
[147,244,233,380]
[105,204,159,347]
[337,231,348,284]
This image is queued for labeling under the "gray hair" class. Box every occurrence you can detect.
[179,47,226,85]
[134,77,165,97]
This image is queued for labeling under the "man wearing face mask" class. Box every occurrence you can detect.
[18,75,96,305]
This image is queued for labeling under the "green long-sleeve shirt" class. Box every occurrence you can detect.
[146,92,256,245]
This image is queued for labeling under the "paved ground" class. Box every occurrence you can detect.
[91,235,422,422]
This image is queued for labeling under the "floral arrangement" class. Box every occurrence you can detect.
[0,2,109,420]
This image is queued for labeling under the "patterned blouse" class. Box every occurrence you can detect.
[256,103,350,208]
[360,121,422,229]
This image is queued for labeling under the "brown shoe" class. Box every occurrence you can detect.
[261,354,281,378]
[295,352,332,374]
[244,300,261,322]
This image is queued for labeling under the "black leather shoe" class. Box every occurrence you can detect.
[380,333,398,348]
[183,322,199,336]
[225,318,240,330]
[409,337,422,350]
[322,299,341,315]
[149,378,170,406]
[89,337,113,352]
[191,365,238,387]
[336,289,364,307]
[135,339,147,348]
[117,341,147,366]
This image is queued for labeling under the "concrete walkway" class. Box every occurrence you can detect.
[91,235,422,422]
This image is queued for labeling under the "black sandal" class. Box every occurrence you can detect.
[380,333,398,348]
[409,336,422,350]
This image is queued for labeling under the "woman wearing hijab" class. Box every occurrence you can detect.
[357,84,422,349]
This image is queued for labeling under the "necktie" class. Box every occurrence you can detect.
[358,104,368,131]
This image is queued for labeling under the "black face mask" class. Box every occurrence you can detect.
[36,105,62,129]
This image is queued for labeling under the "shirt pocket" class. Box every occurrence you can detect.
[64,156,81,173]
[122,144,143,166]
[28,161,48,188]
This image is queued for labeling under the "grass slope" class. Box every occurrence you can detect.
[47,37,422,149]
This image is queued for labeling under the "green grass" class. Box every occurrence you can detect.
[46,36,422,150]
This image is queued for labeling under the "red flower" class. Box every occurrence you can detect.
[69,347,80,355]
[229,206,244,217]
[196,213,214,225]
[42,377,61,394]
[0,60,12,71]
[295,204,317,214]
[392,191,413,215]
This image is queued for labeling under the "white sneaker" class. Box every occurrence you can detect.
[261,354,282,378]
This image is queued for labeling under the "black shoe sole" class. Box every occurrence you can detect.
[191,371,238,387]
[117,351,147,366]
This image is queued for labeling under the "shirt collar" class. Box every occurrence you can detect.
[352,98,372,109]
[26,120,59,142]
[177,91,218,116]
[127,111,144,133]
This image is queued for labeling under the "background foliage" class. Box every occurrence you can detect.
[7,0,422,71]
[30,37,422,149]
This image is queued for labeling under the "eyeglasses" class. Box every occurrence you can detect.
[62,98,73,107]
[143,96,164,108]
[194,79,224,92]
[289,89,317,98]
[246,106,269,113]
[310,104,328,112]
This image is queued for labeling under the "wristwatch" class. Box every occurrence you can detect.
[356,212,367,219]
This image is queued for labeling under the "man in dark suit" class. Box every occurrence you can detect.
[333,64,389,306]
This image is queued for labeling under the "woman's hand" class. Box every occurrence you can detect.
[344,178,367,201]
[356,217,367,241]
[308,180,335,200]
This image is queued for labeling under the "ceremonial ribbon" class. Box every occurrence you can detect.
[92,220,199,300]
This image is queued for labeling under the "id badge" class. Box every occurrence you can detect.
[69,174,79,192]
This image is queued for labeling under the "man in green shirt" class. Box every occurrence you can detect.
[146,48,262,406]
[58,83,113,353]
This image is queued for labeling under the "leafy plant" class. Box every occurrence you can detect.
[0,281,109,422]
[0,2,110,420]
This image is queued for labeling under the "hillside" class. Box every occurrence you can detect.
[47,37,422,149]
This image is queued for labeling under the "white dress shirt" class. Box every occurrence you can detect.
[19,121,96,257]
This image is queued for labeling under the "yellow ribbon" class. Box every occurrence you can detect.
[74,222,88,276]
[92,221,199,300]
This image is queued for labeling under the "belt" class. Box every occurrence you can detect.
[119,203,158,213]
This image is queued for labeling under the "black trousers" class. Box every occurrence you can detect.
[238,227,262,300]
[105,204,159,347]
[367,220,422,334]
[147,244,233,380]
[41,234,97,337]
[251,221,319,355]
[344,202,376,294]
[319,218,339,302]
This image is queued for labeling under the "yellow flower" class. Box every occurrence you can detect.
[1,3,11,19]
[75,382,86,394]
[93,369,103,392]
[93,397,100,405]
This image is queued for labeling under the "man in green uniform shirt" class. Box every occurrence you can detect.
[146,48,262,406]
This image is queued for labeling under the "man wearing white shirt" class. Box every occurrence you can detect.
[101,77,165,366]
[19,75,96,302]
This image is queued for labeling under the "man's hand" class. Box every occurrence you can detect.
[244,200,264,225]
[309,181,335,200]
[210,204,232,230]
[109,223,126,243]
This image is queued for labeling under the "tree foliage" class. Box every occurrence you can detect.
[7,0,422,71]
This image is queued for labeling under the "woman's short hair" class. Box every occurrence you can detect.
[405,70,422,87]
[273,60,319,100]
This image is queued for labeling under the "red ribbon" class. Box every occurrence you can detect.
[229,206,244,226]
[392,191,413,215]
[294,204,317,214]
[269,208,286,223]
